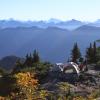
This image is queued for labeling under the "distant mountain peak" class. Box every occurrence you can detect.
[47,18,61,23]
[66,19,83,24]
[71,19,79,21]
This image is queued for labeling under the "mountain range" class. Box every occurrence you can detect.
[0,22,100,63]
[1,19,100,30]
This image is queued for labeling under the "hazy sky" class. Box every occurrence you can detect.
[0,0,100,21]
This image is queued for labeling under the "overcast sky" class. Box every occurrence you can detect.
[0,0,100,21]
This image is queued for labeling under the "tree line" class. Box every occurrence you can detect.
[71,41,100,64]
[15,41,100,72]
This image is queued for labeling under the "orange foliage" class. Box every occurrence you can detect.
[14,72,38,99]
[15,72,38,89]
[73,96,85,100]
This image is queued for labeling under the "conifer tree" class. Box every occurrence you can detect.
[71,43,81,63]
[86,42,98,63]
[24,54,33,66]
[33,50,40,63]
[93,42,97,63]
[86,43,93,63]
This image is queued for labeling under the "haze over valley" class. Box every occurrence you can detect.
[0,19,100,62]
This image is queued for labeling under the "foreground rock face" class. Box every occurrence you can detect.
[41,67,100,98]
